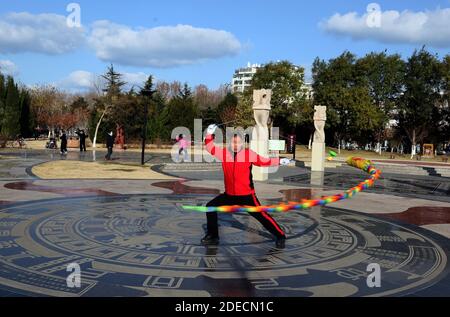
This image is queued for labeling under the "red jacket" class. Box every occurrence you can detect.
[205,134,279,195]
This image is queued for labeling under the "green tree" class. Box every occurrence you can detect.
[141,76,154,93]
[356,51,405,148]
[1,76,21,138]
[0,73,5,135]
[139,75,170,142]
[110,94,143,139]
[237,61,310,132]
[101,64,126,99]
[137,75,156,131]
[200,106,218,127]
[19,89,33,137]
[167,83,198,131]
[312,52,383,147]
[443,55,450,104]
[70,96,89,111]
[147,99,169,143]
[397,48,443,155]
[90,65,126,147]
[216,93,238,127]
[438,55,450,142]
[234,93,255,128]
[0,72,5,100]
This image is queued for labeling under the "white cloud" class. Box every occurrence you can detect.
[0,60,19,75]
[0,12,241,67]
[0,12,86,54]
[123,72,150,87]
[58,70,151,92]
[88,21,242,67]
[320,8,450,48]
[58,70,96,91]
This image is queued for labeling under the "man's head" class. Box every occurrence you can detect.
[230,133,244,153]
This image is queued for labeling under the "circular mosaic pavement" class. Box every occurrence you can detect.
[0,194,448,296]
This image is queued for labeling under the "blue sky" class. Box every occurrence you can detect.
[0,0,449,92]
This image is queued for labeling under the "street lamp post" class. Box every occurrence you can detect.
[140,88,155,165]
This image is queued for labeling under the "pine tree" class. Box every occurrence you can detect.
[146,79,169,142]
[0,73,5,133]
[179,83,192,101]
[1,76,21,138]
[19,89,32,137]
[101,64,126,98]
[0,72,5,100]
[167,83,198,131]
[141,75,155,95]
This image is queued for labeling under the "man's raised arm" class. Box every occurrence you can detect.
[205,124,225,161]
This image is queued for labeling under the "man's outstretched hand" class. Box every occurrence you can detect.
[207,124,218,135]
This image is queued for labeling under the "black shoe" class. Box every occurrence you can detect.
[275,236,286,249]
[201,234,219,245]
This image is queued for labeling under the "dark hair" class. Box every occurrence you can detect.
[232,132,244,141]
[178,134,183,139]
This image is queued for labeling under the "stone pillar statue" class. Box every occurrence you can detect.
[250,89,272,181]
[311,105,327,172]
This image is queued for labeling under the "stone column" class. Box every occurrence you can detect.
[250,89,272,181]
[310,171,324,222]
[311,105,327,172]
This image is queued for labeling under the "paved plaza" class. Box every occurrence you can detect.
[0,148,450,296]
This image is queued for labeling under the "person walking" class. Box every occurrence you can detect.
[76,129,87,152]
[105,131,114,160]
[175,134,189,162]
[60,130,68,155]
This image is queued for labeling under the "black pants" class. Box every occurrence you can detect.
[205,193,286,239]
[105,147,113,160]
[80,141,86,152]
[178,148,187,161]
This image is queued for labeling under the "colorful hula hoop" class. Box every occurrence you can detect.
[182,156,381,213]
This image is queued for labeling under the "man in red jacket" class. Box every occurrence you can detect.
[201,124,291,248]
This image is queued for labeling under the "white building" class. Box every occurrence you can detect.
[231,62,313,99]
[231,62,261,93]
[302,82,314,100]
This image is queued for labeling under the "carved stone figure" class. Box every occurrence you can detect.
[252,89,271,142]
[250,89,272,181]
[311,105,327,172]
[313,105,327,143]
